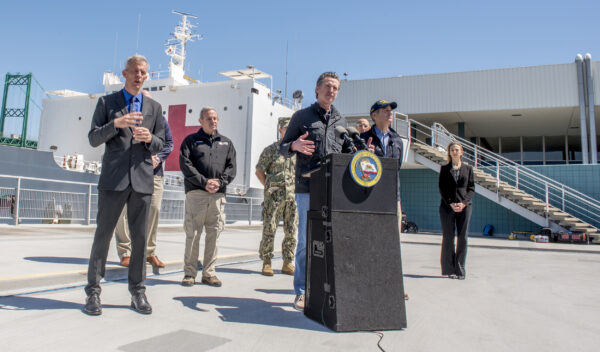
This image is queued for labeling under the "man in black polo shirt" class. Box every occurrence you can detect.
[179,107,236,287]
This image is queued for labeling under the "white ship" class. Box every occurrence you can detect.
[37,11,298,196]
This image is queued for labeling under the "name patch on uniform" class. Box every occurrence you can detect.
[217,141,229,146]
[349,150,382,187]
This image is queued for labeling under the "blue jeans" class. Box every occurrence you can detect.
[293,193,309,296]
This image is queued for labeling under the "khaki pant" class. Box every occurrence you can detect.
[115,176,164,258]
[183,189,226,279]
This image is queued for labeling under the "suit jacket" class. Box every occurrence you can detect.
[88,90,165,194]
[438,162,475,207]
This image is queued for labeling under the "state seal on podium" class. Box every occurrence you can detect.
[349,150,382,187]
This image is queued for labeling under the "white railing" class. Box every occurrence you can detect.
[0,174,263,226]
[406,120,600,230]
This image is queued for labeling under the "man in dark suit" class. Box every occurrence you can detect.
[84,54,165,316]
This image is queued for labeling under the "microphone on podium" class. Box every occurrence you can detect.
[334,126,357,152]
[346,126,368,151]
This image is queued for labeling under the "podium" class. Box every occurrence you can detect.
[305,153,407,331]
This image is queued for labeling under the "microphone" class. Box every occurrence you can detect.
[346,126,368,150]
[334,126,356,152]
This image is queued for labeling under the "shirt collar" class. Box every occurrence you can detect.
[373,126,390,140]
[313,103,334,117]
[198,127,219,139]
[122,89,143,104]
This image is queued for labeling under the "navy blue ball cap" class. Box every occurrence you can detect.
[370,99,398,113]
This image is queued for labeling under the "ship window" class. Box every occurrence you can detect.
[162,111,166,115]
[143,88,149,91]
[78,117,82,120]
[159,86,165,91]
[151,87,158,92]
[188,109,193,114]
[224,106,228,111]
[238,105,243,110]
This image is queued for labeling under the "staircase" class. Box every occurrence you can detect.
[396,117,600,243]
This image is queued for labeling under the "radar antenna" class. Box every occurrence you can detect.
[165,10,202,83]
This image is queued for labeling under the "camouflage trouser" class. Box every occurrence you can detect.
[259,189,298,261]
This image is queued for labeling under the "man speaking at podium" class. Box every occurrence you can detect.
[280,72,351,311]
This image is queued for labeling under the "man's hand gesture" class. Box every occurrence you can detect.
[290,132,316,156]
[114,112,143,128]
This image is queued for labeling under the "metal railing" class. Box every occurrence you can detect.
[0,174,263,226]
[406,120,600,230]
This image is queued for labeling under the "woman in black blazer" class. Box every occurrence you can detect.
[438,142,475,279]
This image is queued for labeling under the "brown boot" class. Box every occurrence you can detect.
[281,260,295,275]
[262,259,274,276]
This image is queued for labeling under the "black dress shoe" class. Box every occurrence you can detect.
[131,292,152,314]
[83,294,102,316]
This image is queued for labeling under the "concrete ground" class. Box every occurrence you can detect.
[0,224,599,351]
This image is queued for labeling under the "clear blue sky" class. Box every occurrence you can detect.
[1,0,599,105]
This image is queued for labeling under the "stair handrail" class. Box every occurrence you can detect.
[408,119,600,229]
[428,122,600,209]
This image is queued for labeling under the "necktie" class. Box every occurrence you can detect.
[129,97,139,113]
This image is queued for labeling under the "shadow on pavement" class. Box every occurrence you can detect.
[24,256,120,266]
[145,277,185,287]
[0,296,128,311]
[216,267,260,275]
[404,273,446,279]
[173,296,327,332]
[255,288,295,295]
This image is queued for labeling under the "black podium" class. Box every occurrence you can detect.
[305,153,407,331]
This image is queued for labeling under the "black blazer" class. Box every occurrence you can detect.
[88,91,165,194]
[438,162,475,207]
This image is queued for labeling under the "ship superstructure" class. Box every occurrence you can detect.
[38,11,297,195]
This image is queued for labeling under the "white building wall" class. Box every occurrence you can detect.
[337,63,581,116]
[39,95,101,161]
[247,81,294,190]
[592,61,600,107]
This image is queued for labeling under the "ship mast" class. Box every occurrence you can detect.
[165,11,202,83]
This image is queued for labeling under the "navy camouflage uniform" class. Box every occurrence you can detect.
[256,130,298,262]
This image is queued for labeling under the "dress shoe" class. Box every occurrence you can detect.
[457,275,465,280]
[262,259,274,276]
[147,255,165,268]
[281,260,295,275]
[293,294,305,311]
[131,292,152,314]
[201,276,222,287]
[181,276,195,287]
[120,256,130,267]
[83,293,102,316]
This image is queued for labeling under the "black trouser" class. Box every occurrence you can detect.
[86,187,151,296]
[439,202,472,276]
